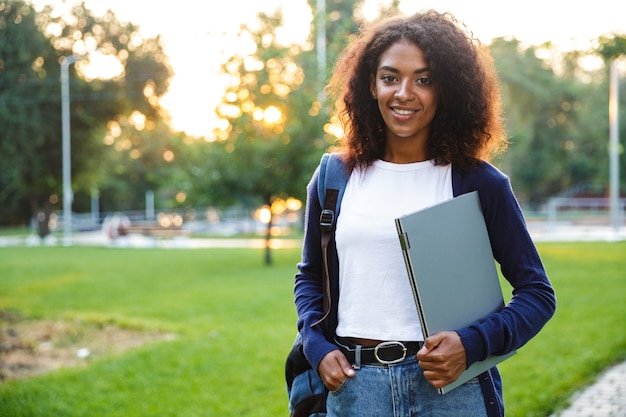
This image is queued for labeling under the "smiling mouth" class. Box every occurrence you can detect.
[392,108,417,116]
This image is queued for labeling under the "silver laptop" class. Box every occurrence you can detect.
[395,191,516,394]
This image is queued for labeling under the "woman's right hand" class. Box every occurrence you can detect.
[318,349,356,391]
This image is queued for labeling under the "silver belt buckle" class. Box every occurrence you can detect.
[374,341,407,364]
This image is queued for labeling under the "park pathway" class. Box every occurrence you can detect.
[552,360,626,416]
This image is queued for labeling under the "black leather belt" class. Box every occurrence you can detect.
[335,337,423,367]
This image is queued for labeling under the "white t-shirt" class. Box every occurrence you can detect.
[335,159,453,341]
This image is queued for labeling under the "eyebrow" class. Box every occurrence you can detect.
[379,65,430,74]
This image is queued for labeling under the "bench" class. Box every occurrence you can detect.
[126,224,189,238]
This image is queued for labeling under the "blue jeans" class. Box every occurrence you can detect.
[326,356,488,417]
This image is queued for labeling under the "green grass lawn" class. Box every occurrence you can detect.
[0,241,625,416]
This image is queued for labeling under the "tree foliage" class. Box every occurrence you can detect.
[1,1,624,234]
[0,0,173,232]
[490,37,625,206]
[597,34,626,61]
[0,0,63,227]
[207,0,365,209]
[197,0,366,263]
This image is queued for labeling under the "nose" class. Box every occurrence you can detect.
[394,80,414,101]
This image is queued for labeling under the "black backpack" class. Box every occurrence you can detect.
[285,153,349,417]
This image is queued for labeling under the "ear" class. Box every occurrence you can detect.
[369,74,377,99]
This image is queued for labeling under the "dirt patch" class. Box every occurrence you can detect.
[0,310,176,381]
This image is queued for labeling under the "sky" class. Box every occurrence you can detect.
[32,0,626,138]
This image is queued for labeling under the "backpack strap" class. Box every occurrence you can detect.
[313,153,350,328]
[317,153,349,215]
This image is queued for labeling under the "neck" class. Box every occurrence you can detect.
[383,136,429,164]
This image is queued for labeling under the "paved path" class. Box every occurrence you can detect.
[527,222,626,242]
[0,232,302,249]
[552,361,626,416]
[2,222,624,248]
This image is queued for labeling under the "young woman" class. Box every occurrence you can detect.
[294,10,556,417]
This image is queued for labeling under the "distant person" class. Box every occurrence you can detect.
[103,213,130,242]
[293,10,556,416]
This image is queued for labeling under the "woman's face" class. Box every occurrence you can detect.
[370,40,438,145]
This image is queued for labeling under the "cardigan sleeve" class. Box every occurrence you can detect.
[454,163,556,367]
[294,167,342,372]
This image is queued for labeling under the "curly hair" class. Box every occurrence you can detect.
[325,10,507,171]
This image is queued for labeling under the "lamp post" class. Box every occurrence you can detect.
[60,54,85,246]
[608,59,621,234]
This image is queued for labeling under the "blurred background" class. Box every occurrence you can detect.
[1,0,625,245]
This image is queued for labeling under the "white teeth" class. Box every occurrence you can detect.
[393,108,416,115]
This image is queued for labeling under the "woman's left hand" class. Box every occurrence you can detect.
[416,331,467,389]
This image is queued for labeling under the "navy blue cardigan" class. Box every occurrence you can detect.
[294,160,556,417]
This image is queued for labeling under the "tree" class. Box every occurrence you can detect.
[95,117,185,212]
[204,1,365,263]
[0,0,173,235]
[490,38,616,206]
[0,0,65,232]
[205,0,421,263]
